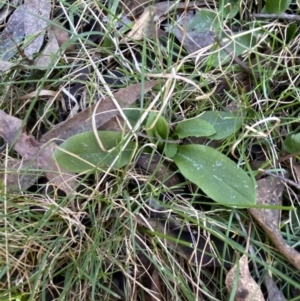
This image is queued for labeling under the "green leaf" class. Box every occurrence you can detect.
[286,23,297,44]
[198,111,242,140]
[173,145,256,207]
[283,133,300,154]
[173,119,216,138]
[220,0,241,19]
[201,30,256,67]
[146,112,169,151]
[190,10,255,67]
[165,141,178,158]
[213,32,256,67]
[168,9,255,67]
[146,112,169,140]
[123,108,145,127]
[186,10,220,32]
[261,0,291,14]
[54,131,135,173]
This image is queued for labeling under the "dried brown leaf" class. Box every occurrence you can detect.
[0,110,77,194]
[0,60,15,71]
[0,60,31,71]
[225,255,265,301]
[249,176,300,271]
[0,0,22,23]
[34,32,60,68]
[0,5,25,60]
[0,0,51,61]
[123,0,154,17]
[123,1,198,41]
[166,10,215,55]
[48,20,75,52]
[40,80,159,144]
[124,6,159,41]
[123,0,194,17]
[98,116,130,132]
[263,273,286,301]
[0,158,40,192]
[154,1,199,13]
[24,0,51,59]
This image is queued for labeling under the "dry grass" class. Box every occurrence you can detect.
[1,0,300,300]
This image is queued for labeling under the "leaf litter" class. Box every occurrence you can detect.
[0,157,40,192]
[249,176,300,271]
[0,0,22,23]
[0,4,25,60]
[225,255,264,301]
[263,273,287,301]
[124,1,203,41]
[23,0,51,59]
[40,80,158,144]
[0,0,300,299]
[34,27,60,68]
[0,110,77,194]
[0,81,157,192]
[0,0,51,68]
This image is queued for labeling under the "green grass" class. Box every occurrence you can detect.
[1,0,300,300]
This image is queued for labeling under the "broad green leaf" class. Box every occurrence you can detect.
[146,112,169,141]
[283,133,300,154]
[173,119,216,138]
[220,0,241,19]
[212,32,256,67]
[146,112,169,151]
[167,9,219,59]
[187,10,220,32]
[167,9,255,67]
[198,111,242,140]
[123,108,145,127]
[187,10,255,66]
[261,0,291,14]
[286,23,297,44]
[173,145,256,207]
[165,141,178,158]
[54,131,135,173]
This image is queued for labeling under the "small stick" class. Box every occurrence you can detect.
[253,13,300,22]
[259,169,300,189]
[276,151,300,164]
